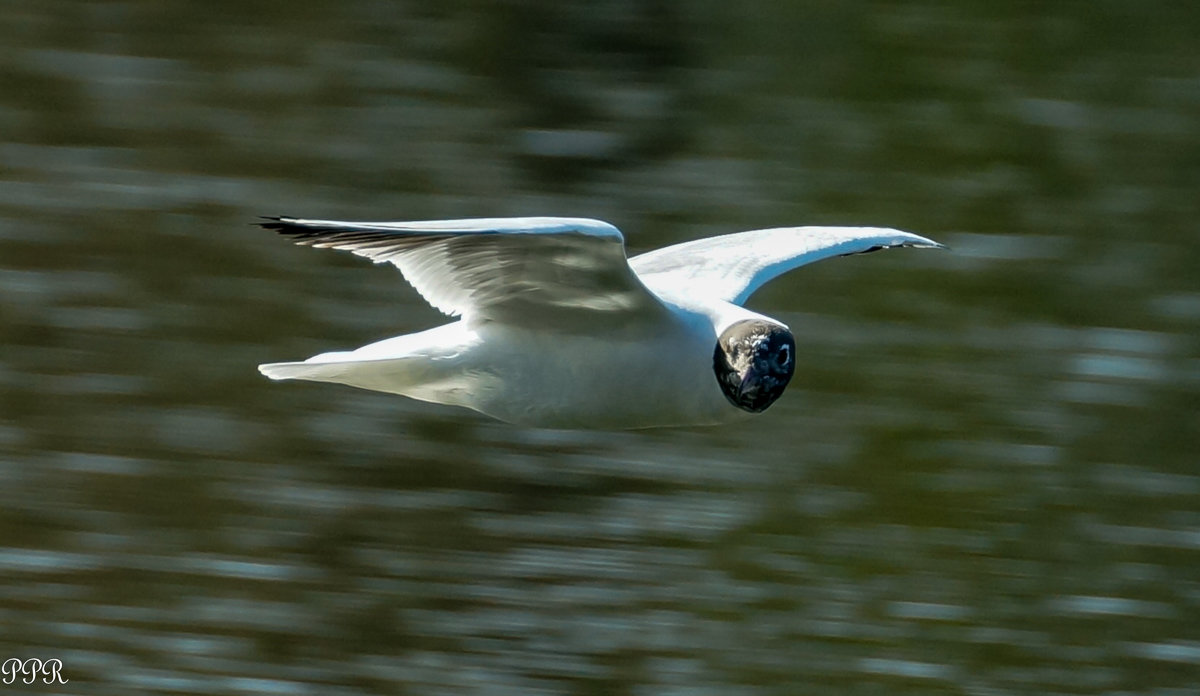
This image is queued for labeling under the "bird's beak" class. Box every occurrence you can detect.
[737,369,762,402]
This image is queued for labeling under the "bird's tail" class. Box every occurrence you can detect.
[259,360,344,383]
[259,323,477,398]
[258,348,458,400]
[258,354,370,385]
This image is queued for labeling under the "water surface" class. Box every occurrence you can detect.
[2,2,1198,694]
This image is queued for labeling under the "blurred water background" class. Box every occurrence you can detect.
[2,1,1199,694]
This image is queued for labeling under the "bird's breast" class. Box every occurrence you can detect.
[466,322,736,429]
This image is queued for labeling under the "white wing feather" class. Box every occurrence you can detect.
[262,216,671,330]
[629,226,943,305]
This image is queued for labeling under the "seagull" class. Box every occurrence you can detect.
[258,217,943,429]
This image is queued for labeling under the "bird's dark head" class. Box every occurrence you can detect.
[712,319,796,414]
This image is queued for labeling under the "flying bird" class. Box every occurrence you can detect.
[258,217,943,428]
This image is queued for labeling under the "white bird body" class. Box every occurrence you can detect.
[258,217,942,429]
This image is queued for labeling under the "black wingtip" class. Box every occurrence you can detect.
[257,216,294,231]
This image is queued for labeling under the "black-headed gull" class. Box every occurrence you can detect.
[258,217,942,428]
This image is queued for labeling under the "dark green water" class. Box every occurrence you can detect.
[2,2,1198,694]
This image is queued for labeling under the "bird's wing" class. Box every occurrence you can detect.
[629,226,944,306]
[261,216,672,330]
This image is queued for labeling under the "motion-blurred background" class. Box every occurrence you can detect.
[2,1,1198,694]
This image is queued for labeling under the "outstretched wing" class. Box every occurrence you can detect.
[262,216,671,330]
[629,226,944,306]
